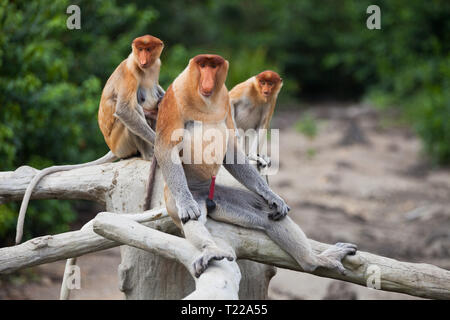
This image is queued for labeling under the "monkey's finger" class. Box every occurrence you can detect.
[336,242,358,254]
[336,263,348,275]
[269,211,280,220]
[273,211,287,221]
[193,263,202,278]
[193,259,205,278]
[187,207,200,220]
[344,246,357,256]
[213,255,225,261]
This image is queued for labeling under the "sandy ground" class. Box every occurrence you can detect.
[1,104,449,300]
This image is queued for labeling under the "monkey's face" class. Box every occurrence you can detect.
[256,71,282,98]
[132,35,164,70]
[193,55,227,98]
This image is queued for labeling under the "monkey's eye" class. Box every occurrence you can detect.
[211,64,217,69]
[260,81,265,85]
[146,48,151,52]
[200,63,206,68]
[138,48,143,52]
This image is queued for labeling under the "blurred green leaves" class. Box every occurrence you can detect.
[0,0,449,244]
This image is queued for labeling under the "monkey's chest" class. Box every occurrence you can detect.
[137,86,159,111]
[235,102,264,131]
[182,120,229,180]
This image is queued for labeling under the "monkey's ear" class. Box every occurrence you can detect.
[223,59,230,74]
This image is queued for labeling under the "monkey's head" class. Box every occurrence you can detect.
[191,54,229,98]
[255,71,283,99]
[132,35,164,70]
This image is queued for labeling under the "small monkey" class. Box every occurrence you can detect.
[155,55,357,278]
[16,35,164,244]
[230,71,283,168]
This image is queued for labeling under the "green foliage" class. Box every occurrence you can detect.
[295,113,318,139]
[0,0,449,245]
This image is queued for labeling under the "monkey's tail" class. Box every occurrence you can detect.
[60,257,77,300]
[15,151,118,244]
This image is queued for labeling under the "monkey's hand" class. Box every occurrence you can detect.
[248,154,271,169]
[262,191,290,220]
[177,196,202,224]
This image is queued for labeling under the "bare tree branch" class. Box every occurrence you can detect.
[1,159,449,300]
[0,211,448,299]
[93,213,241,299]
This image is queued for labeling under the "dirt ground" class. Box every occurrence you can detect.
[1,104,449,300]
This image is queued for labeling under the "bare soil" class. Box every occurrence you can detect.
[1,104,449,300]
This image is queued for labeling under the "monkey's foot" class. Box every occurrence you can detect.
[192,246,235,278]
[249,154,271,169]
[178,198,202,224]
[317,242,357,275]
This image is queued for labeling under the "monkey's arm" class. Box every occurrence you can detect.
[114,90,156,145]
[223,146,289,219]
[255,106,272,156]
[223,136,289,220]
[155,90,201,223]
[261,101,276,130]
[156,84,165,100]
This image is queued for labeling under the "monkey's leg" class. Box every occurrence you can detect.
[209,188,357,275]
[166,191,235,278]
[114,101,156,146]
[183,198,235,278]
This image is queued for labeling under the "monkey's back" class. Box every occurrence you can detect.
[98,61,137,158]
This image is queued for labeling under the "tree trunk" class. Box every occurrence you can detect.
[113,160,275,299]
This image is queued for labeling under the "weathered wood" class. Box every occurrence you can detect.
[93,213,241,299]
[1,211,449,299]
[0,208,168,274]
[1,159,449,300]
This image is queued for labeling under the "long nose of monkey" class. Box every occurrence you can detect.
[201,81,214,96]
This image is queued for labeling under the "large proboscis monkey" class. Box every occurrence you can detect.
[155,54,357,278]
[229,70,283,169]
[15,35,164,244]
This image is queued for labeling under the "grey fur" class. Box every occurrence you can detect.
[157,126,357,276]
[114,98,156,145]
[15,151,117,244]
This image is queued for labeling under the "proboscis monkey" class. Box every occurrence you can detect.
[155,54,357,278]
[16,35,164,244]
[229,71,283,168]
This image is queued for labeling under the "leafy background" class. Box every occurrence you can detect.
[0,0,449,245]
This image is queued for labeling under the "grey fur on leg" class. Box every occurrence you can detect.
[316,242,358,275]
[154,145,202,223]
[131,134,154,160]
[114,99,156,146]
[204,183,357,275]
[223,145,290,218]
[182,199,235,278]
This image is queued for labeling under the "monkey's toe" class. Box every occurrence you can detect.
[317,242,358,274]
[335,242,358,256]
[192,247,235,278]
[269,210,287,221]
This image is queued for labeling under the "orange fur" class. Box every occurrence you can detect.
[229,70,282,131]
[98,35,163,157]
[156,54,233,216]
